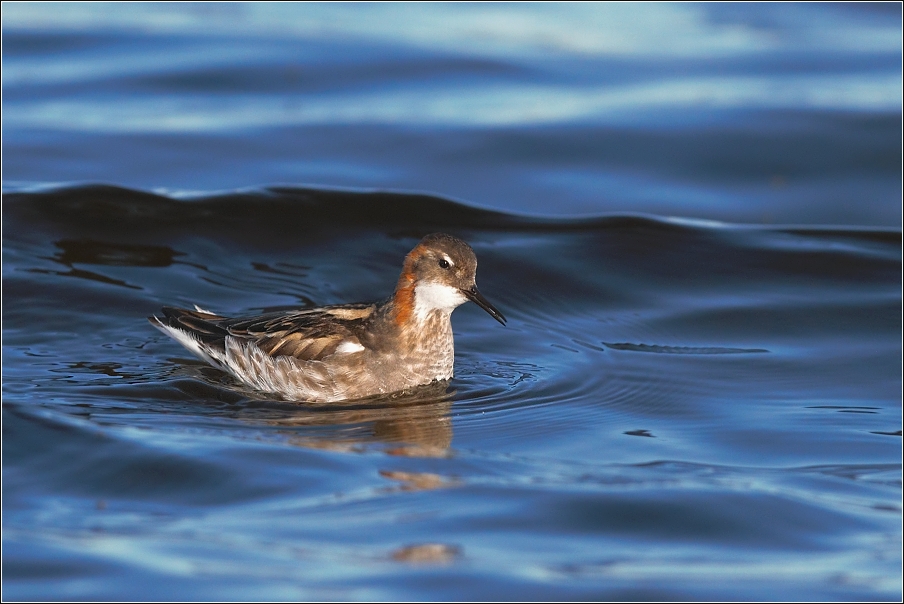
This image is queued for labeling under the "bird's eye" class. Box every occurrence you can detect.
[438,258,450,269]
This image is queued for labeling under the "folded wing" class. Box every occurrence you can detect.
[151,304,375,362]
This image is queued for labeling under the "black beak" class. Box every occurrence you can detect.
[463,285,506,326]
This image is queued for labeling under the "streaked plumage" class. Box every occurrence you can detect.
[150,233,505,403]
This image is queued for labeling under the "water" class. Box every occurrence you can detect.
[3,4,901,601]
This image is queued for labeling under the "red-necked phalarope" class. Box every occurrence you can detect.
[149,233,505,403]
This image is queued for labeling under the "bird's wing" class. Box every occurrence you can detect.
[219,304,376,361]
[154,304,376,362]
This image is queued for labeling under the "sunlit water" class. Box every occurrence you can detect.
[3,4,901,601]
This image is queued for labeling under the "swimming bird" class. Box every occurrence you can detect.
[149,233,505,403]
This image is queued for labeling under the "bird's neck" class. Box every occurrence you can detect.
[393,281,463,324]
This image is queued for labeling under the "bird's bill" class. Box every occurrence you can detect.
[463,285,506,325]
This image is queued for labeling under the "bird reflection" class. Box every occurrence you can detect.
[237,380,455,458]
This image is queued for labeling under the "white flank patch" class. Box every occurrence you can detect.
[335,340,365,354]
[413,281,467,320]
[193,304,214,314]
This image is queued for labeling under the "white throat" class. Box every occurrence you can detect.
[413,281,467,321]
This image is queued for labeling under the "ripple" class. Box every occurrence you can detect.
[3,182,899,601]
[603,342,769,354]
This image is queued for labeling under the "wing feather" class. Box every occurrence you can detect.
[157,303,377,362]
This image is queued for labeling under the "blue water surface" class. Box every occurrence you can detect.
[2,3,902,601]
[4,2,902,224]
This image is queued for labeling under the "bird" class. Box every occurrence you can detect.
[149,233,505,403]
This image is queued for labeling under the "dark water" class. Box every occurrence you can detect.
[3,4,902,601]
[4,186,901,600]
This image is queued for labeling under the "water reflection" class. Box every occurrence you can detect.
[51,239,183,267]
[242,382,455,458]
[390,542,461,564]
[25,238,186,290]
